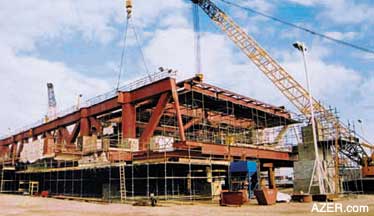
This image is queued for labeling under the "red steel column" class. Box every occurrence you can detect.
[0,146,8,158]
[118,92,136,139]
[10,142,17,164]
[122,103,136,138]
[17,140,26,158]
[80,108,90,136]
[43,132,53,155]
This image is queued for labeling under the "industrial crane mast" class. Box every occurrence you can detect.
[46,83,57,121]
[193,0,369,165]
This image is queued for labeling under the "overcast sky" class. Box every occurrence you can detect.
[0,0,373,141]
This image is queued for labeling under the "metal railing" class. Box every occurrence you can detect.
[0,70,176,140]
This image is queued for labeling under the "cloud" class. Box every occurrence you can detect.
[0,47,110,135]
[286,0,374,24]
[279,43,374,142]
[236,0,274,13]
[286,0,322,6]
[281,47,362,104]
[0,0,192,136]
[131,0,189,29]
[320,0,374,24]
[0,0,123,52]
[0,0,121,135]
[143,20,374,142]
[288,0,323,6]
[142,3,373,139]
[324,31,358,40]
[144,26,289,107]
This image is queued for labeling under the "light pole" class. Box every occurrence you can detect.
[293,41,326,194]
[358,119,364,138]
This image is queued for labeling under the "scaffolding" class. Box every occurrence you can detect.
[0,74,315,202]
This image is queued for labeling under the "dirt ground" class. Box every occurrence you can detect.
[1,194,374,216]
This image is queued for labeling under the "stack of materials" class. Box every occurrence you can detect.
[274,145,292,152]
[82,136,97,154]
[150,136,174,152]
[249,129,267,145]
[103,123,115,135]
[96,138,103,151]
[0,146,10,161]
[102,137,110,151]
[119,138,139,152]
[20,139,44,163]
[78,152,109,166]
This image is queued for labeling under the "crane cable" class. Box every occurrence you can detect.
[129,21,152,82]
[219,0,374,56]
[193,2,202,75]
[116,18,129,91]
[117,0,152,89]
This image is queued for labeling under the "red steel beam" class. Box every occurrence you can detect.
[58,123,80,145]
[108,150,132,162]
[181,81,291,119]
[68,123,80,143]
[118,78,174,104]
[0,78,175,146]
[88,98,119,117]
[170,79,186,141]
[139,92,171,150]
[58,127,71,145]
[164,106,255,129]
[16,141,24,158]
[10,143,17,162]
[89,117,102,134]
[0,146,9,157]
[185,141,292,161]
[183,117,202,131]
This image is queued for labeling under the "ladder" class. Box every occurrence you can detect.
[29,181,39,196]
[119,164,126,201]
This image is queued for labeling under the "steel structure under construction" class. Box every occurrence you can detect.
[0,0,369,204]
[0,70,307,201]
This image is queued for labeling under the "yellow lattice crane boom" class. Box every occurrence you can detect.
[193,0,371,168]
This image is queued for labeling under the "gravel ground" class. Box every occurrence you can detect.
[1,194,374,216]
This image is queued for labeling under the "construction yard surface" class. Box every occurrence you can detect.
[1,194,373,216]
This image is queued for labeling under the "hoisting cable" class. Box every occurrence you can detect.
[116,18,129,91]
[116,0,132,91]
[192,1,202,75]
[219,0,374,56]
[129,20,152,82]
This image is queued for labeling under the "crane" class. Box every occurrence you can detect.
[190,0,373,175]
[46,83,57,121]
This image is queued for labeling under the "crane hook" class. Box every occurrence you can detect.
[126,0,132,19]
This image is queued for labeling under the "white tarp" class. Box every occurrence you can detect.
[150,136,174,152]
[103,124,115,135]
[78,152,109,166]
[19,139,44,163]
